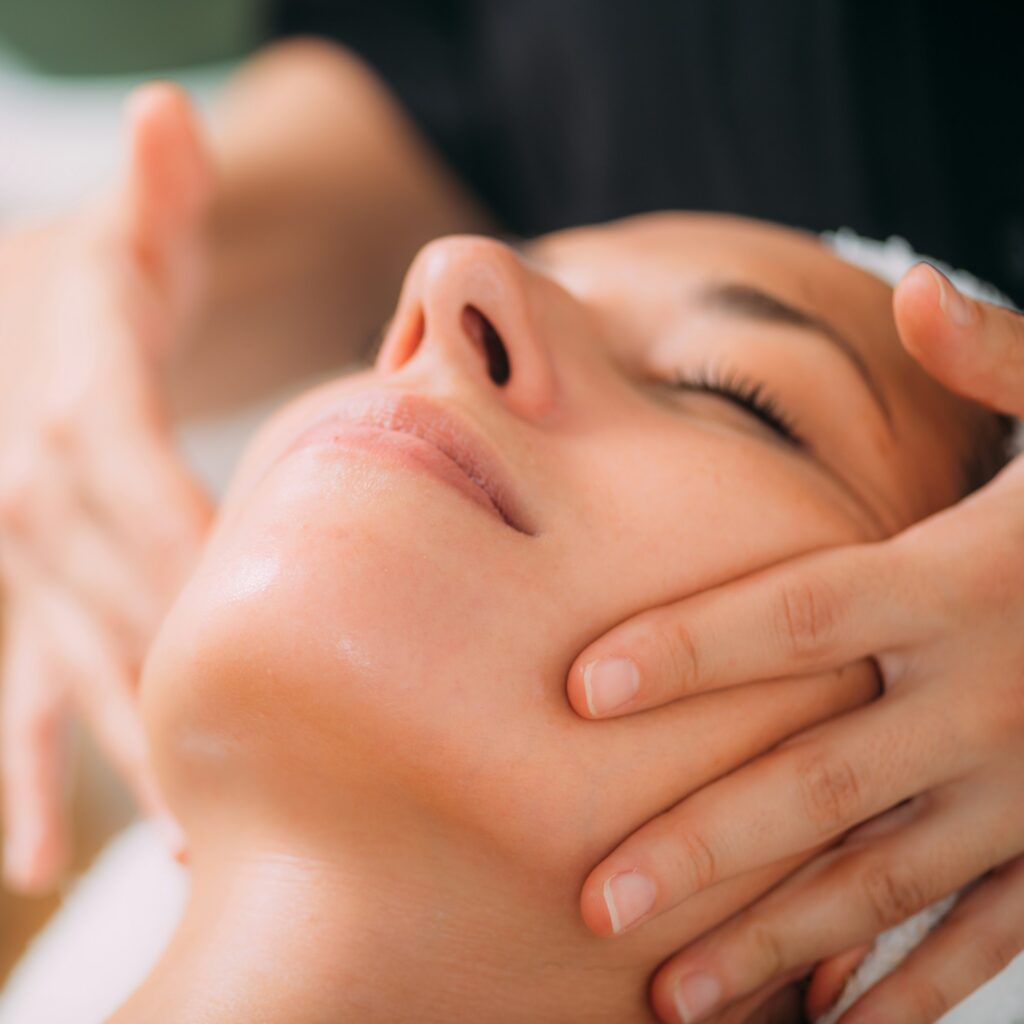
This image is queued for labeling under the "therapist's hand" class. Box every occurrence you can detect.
[0,84,214,892]
[567,265,1024,1023]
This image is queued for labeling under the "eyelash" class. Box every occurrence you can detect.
[668,368,805,448]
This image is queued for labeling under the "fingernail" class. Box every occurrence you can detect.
[603,870,657,933]
[674,972,722,1023]
[928,265,976,327]
[582,657,640,716]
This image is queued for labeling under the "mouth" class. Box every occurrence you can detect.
[282,390,535,535]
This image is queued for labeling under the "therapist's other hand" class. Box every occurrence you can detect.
[568,265,1024,1023]
[0,84,214,892]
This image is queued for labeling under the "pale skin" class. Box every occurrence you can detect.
[0,36,1022,1023]
[115,215,988,1023]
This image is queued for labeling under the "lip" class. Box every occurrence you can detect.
[281,390,534,535]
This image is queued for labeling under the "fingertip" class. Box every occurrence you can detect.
[3,828,64,895]
[152,811,188,862]
[894,263,986,391]
[896,261,943,305]
[123,80,213,242]
[579,864,618,937]
[568,652,641,719]
[123,81,184,128]
[893,264,947,357]
[566,657,595,718]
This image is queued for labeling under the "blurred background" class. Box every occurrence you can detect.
[0,0,270,224]
[0,0,272,981]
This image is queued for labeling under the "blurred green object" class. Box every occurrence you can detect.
[0,0,269,75]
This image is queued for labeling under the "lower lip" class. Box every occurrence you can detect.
[287,421,505,523]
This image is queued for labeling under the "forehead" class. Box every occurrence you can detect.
[531,213,891,343]
[529,213,988,517]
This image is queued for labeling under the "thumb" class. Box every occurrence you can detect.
[894,262,1024,417]
[122,82,214,262]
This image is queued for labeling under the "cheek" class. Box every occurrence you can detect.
[557,424,867,627]
[141,442,579,840]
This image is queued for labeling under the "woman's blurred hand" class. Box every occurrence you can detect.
[567,266,1024,1023]
[0,84,214,892]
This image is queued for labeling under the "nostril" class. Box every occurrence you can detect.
[461,305,511,386]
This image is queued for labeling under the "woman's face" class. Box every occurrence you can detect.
[143,213,982,881]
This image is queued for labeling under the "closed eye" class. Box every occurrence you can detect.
[668,368,805,448]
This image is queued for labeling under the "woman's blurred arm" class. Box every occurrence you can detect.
[168,37,496,417]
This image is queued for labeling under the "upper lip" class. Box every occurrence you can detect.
[285,390,535,535]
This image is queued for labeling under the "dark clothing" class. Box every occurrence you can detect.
[272,1,1024,302]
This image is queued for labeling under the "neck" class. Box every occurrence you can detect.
[110,821,658,1024]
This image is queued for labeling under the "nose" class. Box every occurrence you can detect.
[376,237,558,420]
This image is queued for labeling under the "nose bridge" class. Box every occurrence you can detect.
[382,236,559,420]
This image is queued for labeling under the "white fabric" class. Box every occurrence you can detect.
[0,824,187,1024]
[823,228,1018,311]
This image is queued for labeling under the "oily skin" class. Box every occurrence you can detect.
[129,214,984,1023]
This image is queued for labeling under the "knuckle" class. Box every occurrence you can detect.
[861,862,928,930]
[776,574,840,658]
[796,751,863,836]
[659,613,700,693]
[972,929,1022,982]
[903,975,954,1023]
[669,828,718,892]
[745,922,787,979]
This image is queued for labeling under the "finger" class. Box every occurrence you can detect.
[1,503,155,680]
[84,423,212,591]
[567,540,929,719]
[731,984,802,1024]
[58,603,186,857]
[804,945,870,1020]
[25,578,168,822]
[123,82,213,253]
[838,856,1024,1024]
[582,691,963,934]
[18,509,165,655]
[894,262,1024,418]
[0,428,175,651]
[684,973,806,1024]
[0,605,70,893]
[650,788,1021,1023]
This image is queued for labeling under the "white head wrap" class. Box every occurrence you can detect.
[822,227,1018,310]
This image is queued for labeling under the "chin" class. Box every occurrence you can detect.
[139,443,576,852]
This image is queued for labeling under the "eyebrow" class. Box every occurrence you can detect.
[694,282,894,429]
